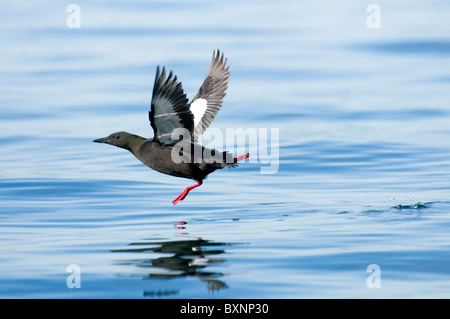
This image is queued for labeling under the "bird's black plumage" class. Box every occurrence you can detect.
[149,66,194,145]
[94,50,249,204]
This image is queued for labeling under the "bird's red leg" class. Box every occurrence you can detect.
[172,181,203,205]
[234,152,249,162]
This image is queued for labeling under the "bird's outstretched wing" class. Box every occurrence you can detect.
[149,66,194,145]
[190,50,230,140]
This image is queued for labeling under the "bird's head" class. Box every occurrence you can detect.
[93,131,141,150]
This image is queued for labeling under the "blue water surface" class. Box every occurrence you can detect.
[1,0,450,298]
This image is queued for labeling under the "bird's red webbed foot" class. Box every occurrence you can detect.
[234,153,249,162]
[172,182,203,205]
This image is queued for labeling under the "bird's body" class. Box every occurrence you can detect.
[94,50,248,204]
[134,137,235,181]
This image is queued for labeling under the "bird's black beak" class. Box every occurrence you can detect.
[93,137,108,143]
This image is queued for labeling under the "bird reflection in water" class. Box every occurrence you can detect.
[112,221,240,296]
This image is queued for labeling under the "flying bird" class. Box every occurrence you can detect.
[94,50,249,204]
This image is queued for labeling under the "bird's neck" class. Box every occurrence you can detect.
[126,134,148,154]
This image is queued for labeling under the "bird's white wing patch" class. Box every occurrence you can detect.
[190,98,208,127]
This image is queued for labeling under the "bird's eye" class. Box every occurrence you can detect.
[115,135,120,140]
